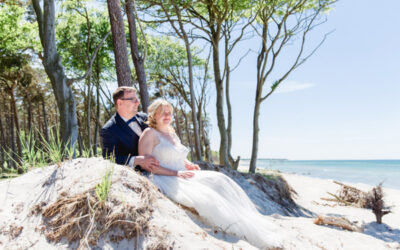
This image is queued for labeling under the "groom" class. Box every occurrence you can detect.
[101,86,160,173]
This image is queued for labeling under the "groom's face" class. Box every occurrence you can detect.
[118,91,140,115]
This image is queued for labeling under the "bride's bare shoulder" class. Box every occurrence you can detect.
[142,127,156,137]
[141,127,160,142]
[141,127,160,145]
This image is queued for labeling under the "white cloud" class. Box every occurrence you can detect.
[275,81,315,93]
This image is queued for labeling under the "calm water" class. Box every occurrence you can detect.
[240,159,400,190]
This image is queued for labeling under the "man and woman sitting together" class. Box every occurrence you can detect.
[101,86,281,249]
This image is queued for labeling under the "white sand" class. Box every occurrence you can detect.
[0,159,399,249]
[278,173,400,249]
[0,158,256,250]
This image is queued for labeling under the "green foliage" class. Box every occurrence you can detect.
[238,167,281,180]
[258,172,280,181]
[95,166,114,204]
[19,130,46,171]
[146,35,209,98]
[81,147,92,158]
[40,128,64,164]
[254,0,335,24]
[189,0,254,19]
[2,126,106,177]
[147,36,190,73]
[0,170,19,179]
[56,1,114,78]
[0,4,38,54]
[271,80,280,91]
[39,127,76,165]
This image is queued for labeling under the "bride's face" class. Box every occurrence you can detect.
[155,105,173,127]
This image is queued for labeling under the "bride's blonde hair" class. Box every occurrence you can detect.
[147,99,175,132]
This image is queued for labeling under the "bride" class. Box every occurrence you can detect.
[139,99,282,249]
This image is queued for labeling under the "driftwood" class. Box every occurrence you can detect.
[314,216,363,232]
[321,181,392,224]
[324,181,368,207]
[364,184,391,224]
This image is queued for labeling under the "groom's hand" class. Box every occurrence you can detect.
[134,155,160,172]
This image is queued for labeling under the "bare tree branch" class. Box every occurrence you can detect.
[132,0,148,61]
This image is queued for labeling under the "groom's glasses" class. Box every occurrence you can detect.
[121,98,139,103]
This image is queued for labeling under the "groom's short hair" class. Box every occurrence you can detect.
[112,86,137,105]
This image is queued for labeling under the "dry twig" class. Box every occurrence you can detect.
[314,216,363,232]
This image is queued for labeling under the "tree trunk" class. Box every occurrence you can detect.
[212,42,230,168]
[33,103,41,148]
[201,100,212,162]
[8,109,16,169]
[0,105,5,170]
[223,33,241,169]
[182,34,202,161]
[107,0,132,86]
[126,0,149,112]
[169,0,202,161]
[41,97,49,144]
[204,130,212,162]
[183,111,195,161]
[33,0,78,153]
[225,65,237,167]
[174,110,183,141]
[249,85,262,173]
[86,76,92,155]
[197,112,204,158]
[27,96,32,133]
[9,83,22,163]
[249,25,268,174]
[93,61,101,156]
[1,99,8,169]
[77,115,84,156]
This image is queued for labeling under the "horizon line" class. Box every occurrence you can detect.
[240,158,400,161]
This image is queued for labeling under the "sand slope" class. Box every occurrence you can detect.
[0,158,399,249]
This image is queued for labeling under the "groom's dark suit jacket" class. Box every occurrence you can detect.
[101,112,148,169]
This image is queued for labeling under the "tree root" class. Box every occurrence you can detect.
[41,178,162,248]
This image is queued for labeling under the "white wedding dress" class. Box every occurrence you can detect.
[150,131,282,249]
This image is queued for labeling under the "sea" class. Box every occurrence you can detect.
[239,159,400,190]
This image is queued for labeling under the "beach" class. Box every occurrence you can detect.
[279,172,400,249]
[240,163,400,249]
[0,159,399,249]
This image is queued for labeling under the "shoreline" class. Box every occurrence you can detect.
[238,164,400,191]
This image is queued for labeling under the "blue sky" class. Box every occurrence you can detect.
[207,0,400,160]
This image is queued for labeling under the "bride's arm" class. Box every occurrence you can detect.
[139,128,193,178]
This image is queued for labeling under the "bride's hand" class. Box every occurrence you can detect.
[189,164,200,170]
[177,171,195,178]
[184,162,201,171]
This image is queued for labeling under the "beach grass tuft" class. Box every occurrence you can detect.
[1,127,103,177]
[95,166,114,204]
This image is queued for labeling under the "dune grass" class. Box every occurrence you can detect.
[95,166,114,204]
[1,127,96,178]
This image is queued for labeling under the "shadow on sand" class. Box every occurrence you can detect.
[363,222,400,244]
